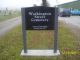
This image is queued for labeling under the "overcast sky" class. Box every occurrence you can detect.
[0,0,76,9]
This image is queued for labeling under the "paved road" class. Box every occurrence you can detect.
[59,16,80,28]
[0,17,21,36]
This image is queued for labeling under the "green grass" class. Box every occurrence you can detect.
[0,22,80,60]
[0,12,20,22]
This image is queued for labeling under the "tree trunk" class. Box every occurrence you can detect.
[42,0,49,7]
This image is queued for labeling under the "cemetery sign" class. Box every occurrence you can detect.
[21,6,60,56]
[22,7,56,30]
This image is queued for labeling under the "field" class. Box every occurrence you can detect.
[0,22,80,60]
[0,10,20,22]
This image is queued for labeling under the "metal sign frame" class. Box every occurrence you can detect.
[21,7,60,56]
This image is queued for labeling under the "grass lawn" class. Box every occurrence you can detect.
[0,22,80,60]
[0,13,20,22]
